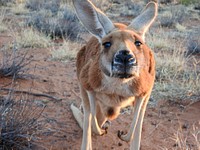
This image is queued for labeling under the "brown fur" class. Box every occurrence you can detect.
[76,23,155,123]
[71,1,158,150]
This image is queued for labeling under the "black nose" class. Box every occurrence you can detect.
[114,50,136,66]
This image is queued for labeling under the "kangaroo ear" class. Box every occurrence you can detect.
[72,0,115,41]
[128,2,158,40]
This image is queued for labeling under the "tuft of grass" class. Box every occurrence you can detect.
[0,10,8,33]
[175,23,187,32]
[51,40,82,61]
[91,0,107,8]
[159,0,175,4]
[15,28,51,48]
[170,123,200,150]
[0,94,46,149]
[0,45,33,79]
[186,33,200,55]
[11,3,29,15]
[147,28,175,51]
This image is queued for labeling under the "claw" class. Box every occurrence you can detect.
[118,130,124,138]
[118,130,129,142]
[100,128,107,136]
[102,120,111,130]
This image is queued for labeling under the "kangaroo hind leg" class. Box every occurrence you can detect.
[70,104,84,129]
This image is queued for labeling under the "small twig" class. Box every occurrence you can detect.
[0,88,62,101]
[71,89,81,100]
[144,121,162,140]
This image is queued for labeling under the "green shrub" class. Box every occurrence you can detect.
[180,0,199,5]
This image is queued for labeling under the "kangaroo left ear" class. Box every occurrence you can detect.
[128,2,158,41]
[72,0,115,41]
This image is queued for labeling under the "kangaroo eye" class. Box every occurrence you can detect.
[103,42,112,48]
[135,41,142,47]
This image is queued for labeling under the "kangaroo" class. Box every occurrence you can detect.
[70,0,158,149]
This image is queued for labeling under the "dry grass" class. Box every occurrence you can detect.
[148,28,200,101]
[170,123,200,150]
[0,10,8,33]
[91,0,111,10]
[175,23,187,32]
[0,1,199,149]
[15,28,51,48]
[51,40,82,61]
[0,93,46,149]
[158,5,187,27]
[0,0,15,6]
[11,3,29,15]
[147,30,172,51]
[0,45,33,79]
[159,122,200,150]
[180,0,199,5]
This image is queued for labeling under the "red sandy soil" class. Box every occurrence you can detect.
[0,35,200,150]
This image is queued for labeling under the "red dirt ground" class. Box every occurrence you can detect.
[0,34,200,150]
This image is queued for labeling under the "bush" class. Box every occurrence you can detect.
[25,0,60,13]
[26,0,83,41]
[159,0,175,4]
[0,94,45,149]
[0,46,32,79]
[180,0,199,5]
[0,0,15,6]
[187,36,200,55]
[120,2,143,18]
[159,5,186,27]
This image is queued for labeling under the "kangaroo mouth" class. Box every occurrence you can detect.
[110,50,137,79]
[113,72,133,79]
[111,63,134,79]
[100,56,137,79]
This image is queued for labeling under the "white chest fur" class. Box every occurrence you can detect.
[95,75,135,107]
[96,75,134,96]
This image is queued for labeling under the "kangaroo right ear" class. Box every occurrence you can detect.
[72,0,115,41]
[128,2,158,41]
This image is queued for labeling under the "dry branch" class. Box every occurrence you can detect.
[0,88,62,101]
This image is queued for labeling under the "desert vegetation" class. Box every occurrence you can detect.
[0,0,199,149]
[0,94,46,149]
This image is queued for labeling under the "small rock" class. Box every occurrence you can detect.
[160,110,167,115]
[147,113,153,117]
[182,123,189,129]
[173,143,178,147]
[118,142,122,146]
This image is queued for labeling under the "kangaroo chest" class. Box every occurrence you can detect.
[96,93,135,108]
[95,76,135,107]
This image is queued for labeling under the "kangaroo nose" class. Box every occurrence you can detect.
[118,50,130,55]
[114,50,136,66]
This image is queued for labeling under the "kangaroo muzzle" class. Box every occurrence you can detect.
[112,50,136,78]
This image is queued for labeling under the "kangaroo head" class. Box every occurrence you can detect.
[73,0,158,79]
